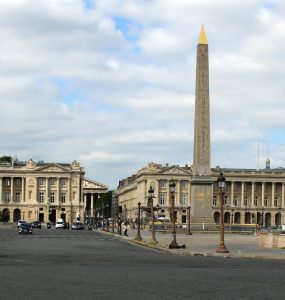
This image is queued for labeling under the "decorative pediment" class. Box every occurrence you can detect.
[159,166,192,176]
[83,178,108,190]
[36,164,70,173]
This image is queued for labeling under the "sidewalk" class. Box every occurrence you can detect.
[100,228,285,259]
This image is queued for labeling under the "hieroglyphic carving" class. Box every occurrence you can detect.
[193,42,211,176]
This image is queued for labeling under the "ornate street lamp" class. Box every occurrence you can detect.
[148,186,158,244]
[111,206,115,233]
[169,179,185,249]
[230,208,234,230]
[186,205,192,235]
[216,171,229,253]
[106,204,109,231]
[134,202,142,241]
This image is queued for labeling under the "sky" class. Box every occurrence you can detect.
[0,0,285,189]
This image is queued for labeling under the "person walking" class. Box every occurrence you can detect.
[123,223,128,236]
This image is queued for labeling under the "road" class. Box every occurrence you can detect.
[0,227,285,300]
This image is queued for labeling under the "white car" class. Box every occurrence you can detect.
[17,220,27,228]
[55,221,65,229]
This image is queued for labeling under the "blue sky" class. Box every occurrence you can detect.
[0,0,285,188]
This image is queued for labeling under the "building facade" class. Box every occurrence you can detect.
[0,156,108,223]
[116,26,284,229]
[117,161,285,228]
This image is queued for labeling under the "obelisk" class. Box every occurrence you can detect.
[191,25,214,228]
[193,25,211,176]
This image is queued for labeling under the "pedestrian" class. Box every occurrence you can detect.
[123,223,128,236]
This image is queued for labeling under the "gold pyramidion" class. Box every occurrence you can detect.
[198,25,208,45]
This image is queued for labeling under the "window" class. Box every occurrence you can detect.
[38,178,45,186]
[274,197,278,207]
[254,197,258,207]
[39,192,44,203]
[159,193,166,205]
[73,191,76,201]
[50,192,55,203]
[28,211,32,219]
[244,196,247,207]
[50,178,56,186]
[60,193,66,203]
[15,178,21,186]
[264,197,268,207]
[5,178,10,186]
[15,192,21,202]
[224,196,228,206]
[181,181,188,189]
[212,196,217,206]
[4,192,10,202]
[233,196,238,206]
[29,191,32,200]
[61,179,66,186]
[180,194,187,205]
[159,180,165,188]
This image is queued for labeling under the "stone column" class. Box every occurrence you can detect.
[45,177,49,204]
[57,177,60,203]
[21,177,25,202]
[272,182,275,207]
[280,182,285,207]
[34,177,38,203]
[84,193,87,217]
[251,182,255,207]
[11,177,14,202]
[91,193,94,217]
[241,182,244,207]
[0,177,2,202]
[231,182,234,205]
[166,180,170,206]
[261,182,265,206]
[177,180,180,205]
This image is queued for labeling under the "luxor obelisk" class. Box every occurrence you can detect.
[191,25,214,227]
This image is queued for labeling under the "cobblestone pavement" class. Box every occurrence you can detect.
[99,227,285,259]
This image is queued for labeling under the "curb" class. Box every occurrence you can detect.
[95,229,285,260]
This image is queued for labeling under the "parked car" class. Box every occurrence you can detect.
[71,222,84,230]
[17,220,27,228]
[19,223,33,234]
[31,221,42,229]
[55,221,65,229]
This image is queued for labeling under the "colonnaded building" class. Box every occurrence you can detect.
[117,26,285,229]
[0,156,108,223]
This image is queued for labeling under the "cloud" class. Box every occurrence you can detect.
[0,0,285,188]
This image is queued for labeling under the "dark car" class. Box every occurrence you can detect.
[71,222,84,230]
[19,223,33,234]
[31,221,42,229]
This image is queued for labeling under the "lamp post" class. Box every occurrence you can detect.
[111,206,115,233]
[148,186,158,244]
[124,204,127,223]
[134,202,142,241]
[106,204,109,231]
[261,207,265,229]
[169,179,185,249]
[186,205,192,235]
[230,209,234,230]
[278,206,282,226]
[216,171,229,253]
